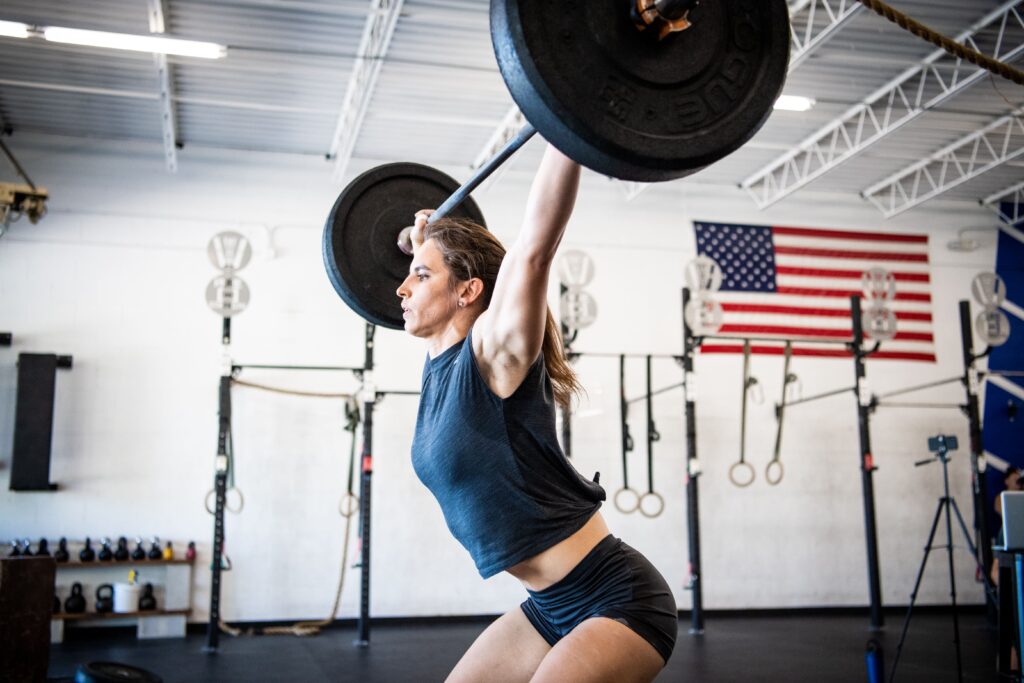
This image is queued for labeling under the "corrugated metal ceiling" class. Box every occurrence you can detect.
[0,0,1020,214]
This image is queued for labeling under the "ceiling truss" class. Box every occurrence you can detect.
[862,107,1024,218]
[788,0,865,72]
[147,0,177,172]
[471,106,525,171]
[983,179,1024,226]
[328,0,404,183]
[741,0,1024,209]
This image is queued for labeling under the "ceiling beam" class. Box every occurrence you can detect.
[0,79,159,101]
[148,0,178,172]
[982,179,1024,229]
[788,0,865,72]
[862,108,1024,218]
[0,79,516,127]
[741,0,1024,209]
[327,0,404,182]
[470,106,525,170]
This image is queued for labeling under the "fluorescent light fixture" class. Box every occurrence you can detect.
[774,95,816,112]
[0,20,29,38]
[43,26,226,59]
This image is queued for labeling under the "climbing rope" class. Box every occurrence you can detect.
[857,0,1024,86]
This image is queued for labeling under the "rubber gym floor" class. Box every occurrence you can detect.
[48,608,997,682]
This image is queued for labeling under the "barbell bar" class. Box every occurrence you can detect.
[324,0,792,328]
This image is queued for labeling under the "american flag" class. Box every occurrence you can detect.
[692,221,935,362]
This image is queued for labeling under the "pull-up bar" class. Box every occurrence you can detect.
[627,381,685,405]
[569,351,682,361]
[693,334,854,347]
[874,376,963,400]
[232,363,364,373]
[777,385,856,412]
[874,402,965,410]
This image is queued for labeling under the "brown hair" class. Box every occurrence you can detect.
[423,217,581,408]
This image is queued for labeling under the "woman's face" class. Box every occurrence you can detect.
[396,239,460,338]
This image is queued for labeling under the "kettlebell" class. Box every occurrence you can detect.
[8,540,21,557]
[162,541,174,561]
[80,537,96,562]
[131,538,146,561]
[20,538,32,555]
[35,538,50,556]
[138,583,157,611]
[54,537,70,563]
[148,538,162,560]
[98,538,113,562]
[95,584,114,613]
[64,583,86,614]
[185,541,196,561]
[114,537,130,561]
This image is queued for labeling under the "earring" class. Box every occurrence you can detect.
[458,301,465,308]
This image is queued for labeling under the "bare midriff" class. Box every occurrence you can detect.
[505,511,610,592]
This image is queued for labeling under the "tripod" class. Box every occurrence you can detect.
[889,436,995,683]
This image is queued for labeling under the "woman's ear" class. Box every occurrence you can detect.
[460,278,486,307]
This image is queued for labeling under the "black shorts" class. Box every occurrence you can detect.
[520,534,677,664]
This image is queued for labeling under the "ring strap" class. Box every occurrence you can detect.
[619,355,632,490]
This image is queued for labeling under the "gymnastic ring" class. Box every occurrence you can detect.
[728,461,756,488]
[226,488,244,513]
[613,487,641,514]
[765,460,785,486]
[338,492,360,518]
[639,491,665,519]
[204,488,245,515]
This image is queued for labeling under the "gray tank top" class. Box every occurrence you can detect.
[411,329,605,578]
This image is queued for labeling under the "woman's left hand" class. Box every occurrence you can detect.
[410,209,434,252]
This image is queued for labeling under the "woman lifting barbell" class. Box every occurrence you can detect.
[396,143,676,683]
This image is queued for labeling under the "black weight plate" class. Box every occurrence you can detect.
[323,163,488,329]
[492,0,790,182]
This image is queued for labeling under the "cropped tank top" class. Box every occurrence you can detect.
[411,330,605,578]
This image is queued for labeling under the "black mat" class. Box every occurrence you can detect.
[48,610,998,682]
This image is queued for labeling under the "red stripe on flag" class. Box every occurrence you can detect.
[719,324,848,339]
[895,311,933,322]
[699,344,936,362]
[887,331,934,342]
[774,246,929,262]
[775,286,931,302]
[718,325,934,342]
[772,226,928,244]
[719,303,933,322]
[776,266,931,283]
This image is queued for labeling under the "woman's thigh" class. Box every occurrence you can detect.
[529,616,665,683]
[446,607,552,683]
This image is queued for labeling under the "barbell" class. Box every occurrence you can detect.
[324,0,791,329]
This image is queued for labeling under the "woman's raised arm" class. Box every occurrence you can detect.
[473,144,580,392]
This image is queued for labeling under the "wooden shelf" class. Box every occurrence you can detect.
[54,609,191,622]
[51,556,193,641]
[54,559,193,568]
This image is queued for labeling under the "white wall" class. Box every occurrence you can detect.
[0,133,1001,623]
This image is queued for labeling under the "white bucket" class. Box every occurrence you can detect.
[113,583,141,613]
